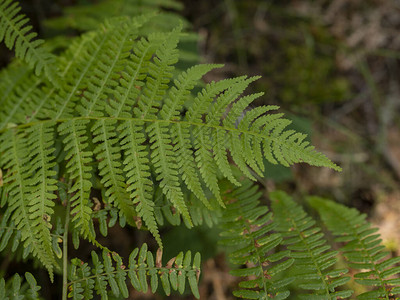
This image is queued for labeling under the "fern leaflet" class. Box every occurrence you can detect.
[0,0,58,84]
[0,272,41,299]
[271,191,353,299]
[219,181,294,299]
[68,244,201,299]
[309,196,400,300]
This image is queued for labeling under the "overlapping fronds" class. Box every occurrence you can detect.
[0,0,58,84]
[219,181,294,299]
[0,272,41,299]
[309,197,400,300]
[0,61,30,105]
[271,191,353,299]
[68,244,201,299]
[0,13,340,280]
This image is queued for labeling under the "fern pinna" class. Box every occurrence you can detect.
[68,244,201,299]
[219,181,295,299]
[271,191,353,299]
[0,0,348,298]
[220,183,400,300]
[309,197,400,300]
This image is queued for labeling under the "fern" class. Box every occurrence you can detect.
[271,191,353,299]
[0,272,41,299]
[219,181,294,299]
[154,185,222,228]
[309,197,400,300]
[0,128,57,280]
[2,1,383,299]
[0,13,339,274]
[68,244,201,299]
[0,0,58,84]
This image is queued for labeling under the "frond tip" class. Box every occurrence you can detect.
[68,244,201,299]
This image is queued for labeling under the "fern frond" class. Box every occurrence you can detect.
[50,29,110,119]
[92,119,135,225]
[134,26,181,119]
[77,18,145,117]
[68,244,201,299]
[0,0,58,84]
[28,32,97,122]
[58,120,94,240]
[154,186,222,228]
[0,75,41,130]
[0,272,41,299]
[107,32,164,118]
[308,197,400,300]
[0,61,30,105]
[219,181,294,299]
[24,122,58,268]
[119,119,161,246]
[270,191,353,299]
[148,121,191,226]
[0,129,56,279]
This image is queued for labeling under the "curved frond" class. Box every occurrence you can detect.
[308,197,400,300]
[68,244,201,299]
[271,191,352,299]
[0,0,58,84]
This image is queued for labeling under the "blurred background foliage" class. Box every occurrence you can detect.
[1,0,400,299]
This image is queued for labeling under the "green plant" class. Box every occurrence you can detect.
[0,0,399,299]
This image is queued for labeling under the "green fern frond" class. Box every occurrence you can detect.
[92,119,136,226]
[0,61,30,105]
[0,0,58,84]
[0,21,341,275]
[119,119,161,246]
[135,26,181,119]
[58,120,94,240]
[271,191,353,299]
[219,181,294,299]
[0,75,41,130]
[0,129,56,280]
[107,32,165,118]
[154,186,222,228]
[68,244,201,299]
[308,197,400,300]
[0,272,42,299]
[77,18,146,118]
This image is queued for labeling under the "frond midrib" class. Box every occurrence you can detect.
[333,211,390,298]
[0,115,294,142]
[288,217,331,296]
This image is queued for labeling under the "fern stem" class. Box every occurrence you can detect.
[0,115,276,140]
[62,199,71,300]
